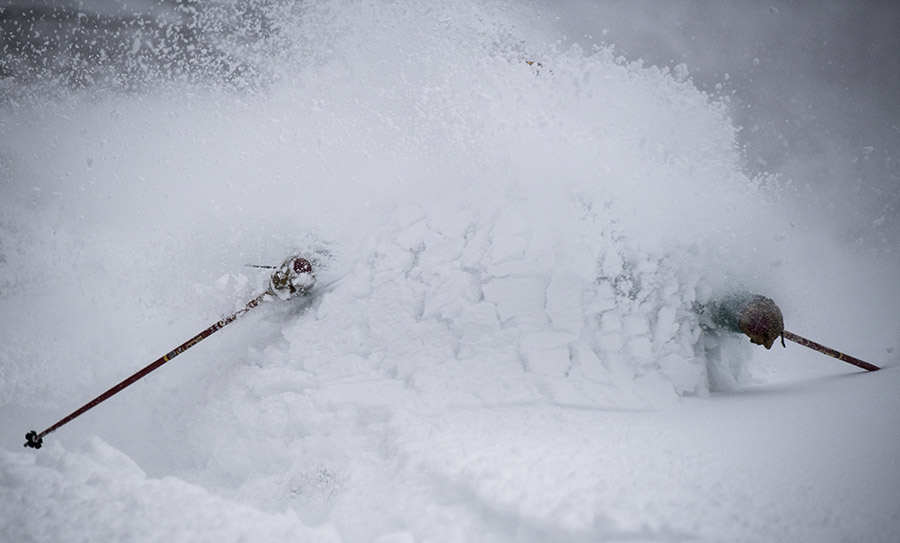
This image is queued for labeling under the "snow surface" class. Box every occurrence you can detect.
[1,1,899,542]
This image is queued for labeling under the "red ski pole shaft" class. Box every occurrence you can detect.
[24,291,270,449]
[783,330,880,372]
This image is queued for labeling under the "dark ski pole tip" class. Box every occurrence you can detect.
[24,430,43,449]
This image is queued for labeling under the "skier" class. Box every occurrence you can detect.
[705,292,785,349]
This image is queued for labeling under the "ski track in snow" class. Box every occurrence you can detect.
[2,2,899,542]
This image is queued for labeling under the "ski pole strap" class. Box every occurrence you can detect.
[783,330,880,372]
[24,291,270,449]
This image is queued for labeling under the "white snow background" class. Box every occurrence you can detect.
[1,1,899,542]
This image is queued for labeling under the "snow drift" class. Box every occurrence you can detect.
[1,1,898,542]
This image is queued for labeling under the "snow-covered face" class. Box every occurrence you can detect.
[269,257,316,299]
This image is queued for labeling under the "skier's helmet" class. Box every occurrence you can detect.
[738,295,785,349]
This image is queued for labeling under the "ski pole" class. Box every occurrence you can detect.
[783,330,880,372]
[24,256,316,449]
[24,290,271,449]
[25,256,315,449]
